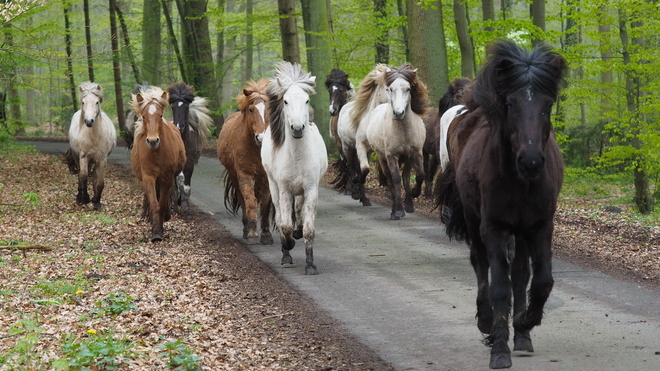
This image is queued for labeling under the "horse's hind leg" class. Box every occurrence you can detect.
[276,191,295,263]
[292,195,303,240]
[76,155,91,205]
[384,155,405,219]
[239,178,260,245]
[402,161,415,213]
[258,190,274,245]
[90,159,106,210]
[180,163,194,209]
[511,235,533,352]
[513,223,555,340]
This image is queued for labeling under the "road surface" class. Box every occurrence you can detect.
[30,141,660,371]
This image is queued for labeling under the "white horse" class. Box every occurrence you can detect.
[64,81,117,210]
[365,64,428,220]
[332,65,389,205]
[261,61,328,275]
[438,104,467,171]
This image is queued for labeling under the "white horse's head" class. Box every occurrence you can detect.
[79,82,103,127]
[387,77,412,121]
[281,82,312,138]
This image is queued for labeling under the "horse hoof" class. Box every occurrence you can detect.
[361,198,372,207]
[260,233,274,245]
[293,227,303,240]
[513,331,534,352]
[281,255,293,265]
[246,236,260,245]
[305,265,319,275]
[151,233,163,243]
[390,210,405,220]
[243,230,249,239]
[404,204,415,213]
[93,202,101,210]
[489,352,512,369]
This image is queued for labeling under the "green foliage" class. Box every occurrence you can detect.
[58,331,135,370]
[22,192,40,206]
[158,339,203,371]
[0,317,46,369]
[91,291,138,317]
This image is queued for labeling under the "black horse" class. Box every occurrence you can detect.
[435,40,567,369]
[325,68,354,157]
[167,82,213,210]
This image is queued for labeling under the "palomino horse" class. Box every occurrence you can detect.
[217,79,273,245]
[365,64,428,220]
[167,82,213,210]
[130,86,186,242]
[261,62,328,275]
[325,68,354,155]
[64,81,117,210]
[332,65,389,205]
[421,77,470,197]
[435,40,567,369]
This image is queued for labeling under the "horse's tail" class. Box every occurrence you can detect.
[433,162,470,244]
[222,172,240,215]
[61,148,79,175]
[330,157,351,193]
[189,97,213,147]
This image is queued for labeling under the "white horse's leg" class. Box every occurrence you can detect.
[91,158,107,210]
[77,153,91,205]
[293,194,304,239]
[302,187,319,275]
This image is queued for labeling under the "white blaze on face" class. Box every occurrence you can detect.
[526,87,533,101]
[255,102,266,124]
[178,101,184,107]
[148,103,158,116]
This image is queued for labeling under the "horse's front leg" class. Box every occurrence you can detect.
[180,162,194,208]
[384,154,404,220]
[513,221,555,339]
[239,176,260,245]
[76,154,91,205]
[277,190,295,265]
[142,178,162,242]
[301,187,319,275]
[481,222,513,369]
[90,158,106,210]
[352,143,371,206]
[410,150,425,199]
[153,178,175,242]
[466,218,492,334]
[511,235,533,352]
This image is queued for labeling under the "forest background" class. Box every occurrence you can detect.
[0,0,659,215]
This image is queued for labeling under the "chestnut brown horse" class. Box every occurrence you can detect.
[130,86,186,242]
[435,41,567,369]
[217,79,273,245]
[421,77,470,197]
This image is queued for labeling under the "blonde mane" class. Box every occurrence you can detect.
[349,64,389,130]
[131,86,169,138]
[79,81,103,102]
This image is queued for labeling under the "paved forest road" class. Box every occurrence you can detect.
[31,141,660,371]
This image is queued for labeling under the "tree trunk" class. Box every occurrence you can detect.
[531,0,546,46]
[406,0,449,104]
[142,0,161,85]
[374,0,389,64]
[482,0,495,31]
[114,3,141,84]
[598,5,613,159]
[277,0,301,63]
[396,0,409,61]
[301,0,333,149]
[83,0,95,82]
[618,9,652,214]
[62,0,76,113]
[162,1,187,83]
[3,21,20,132]
[243,0,254,82]
[108,0,126,134]
[222,0,238,118]
[214,0,226,125]
[454,0,474,78]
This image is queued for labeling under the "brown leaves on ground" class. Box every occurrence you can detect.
[0,150,393,370]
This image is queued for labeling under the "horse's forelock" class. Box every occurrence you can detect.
[238,79,269,112]
[325,68,351,91]
[167,82,195,105]
[79,81,103,101]
[385,64,429,116]
[131,87,169,116]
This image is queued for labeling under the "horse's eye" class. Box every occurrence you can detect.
[284,100,288,105]
[249,108,253,112]
[407,88,411,92]
[306,100,309,104]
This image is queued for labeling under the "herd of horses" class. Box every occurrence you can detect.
[62,41,568,369]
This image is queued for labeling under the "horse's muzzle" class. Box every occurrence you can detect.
[146,137,161,149]
[254,133,264,146]
[84,119,94,127]
[517,153,545,180]
[291,125,305,138]
[393,110,405,120]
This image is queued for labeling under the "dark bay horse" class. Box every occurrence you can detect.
[130,86,186,242]
[167,81,213,210]
[421,77,470,197]
[217,79,273,245]
[435,41,567,369]
[325,68,354,156]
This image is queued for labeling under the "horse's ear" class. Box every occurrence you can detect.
[243,89,253,97]
[136,93,144,104]
[161,91,169,102]
[310,76,316,83]
[549,55,567,71]
[277,77,283,87]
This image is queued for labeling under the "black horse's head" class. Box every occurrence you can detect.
[470,41,567,181]
[325,68,353,116]
[167,82,195,134]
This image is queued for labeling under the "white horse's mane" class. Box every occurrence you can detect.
[268,61,316,98]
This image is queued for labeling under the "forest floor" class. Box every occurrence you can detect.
[1,137,659,369]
